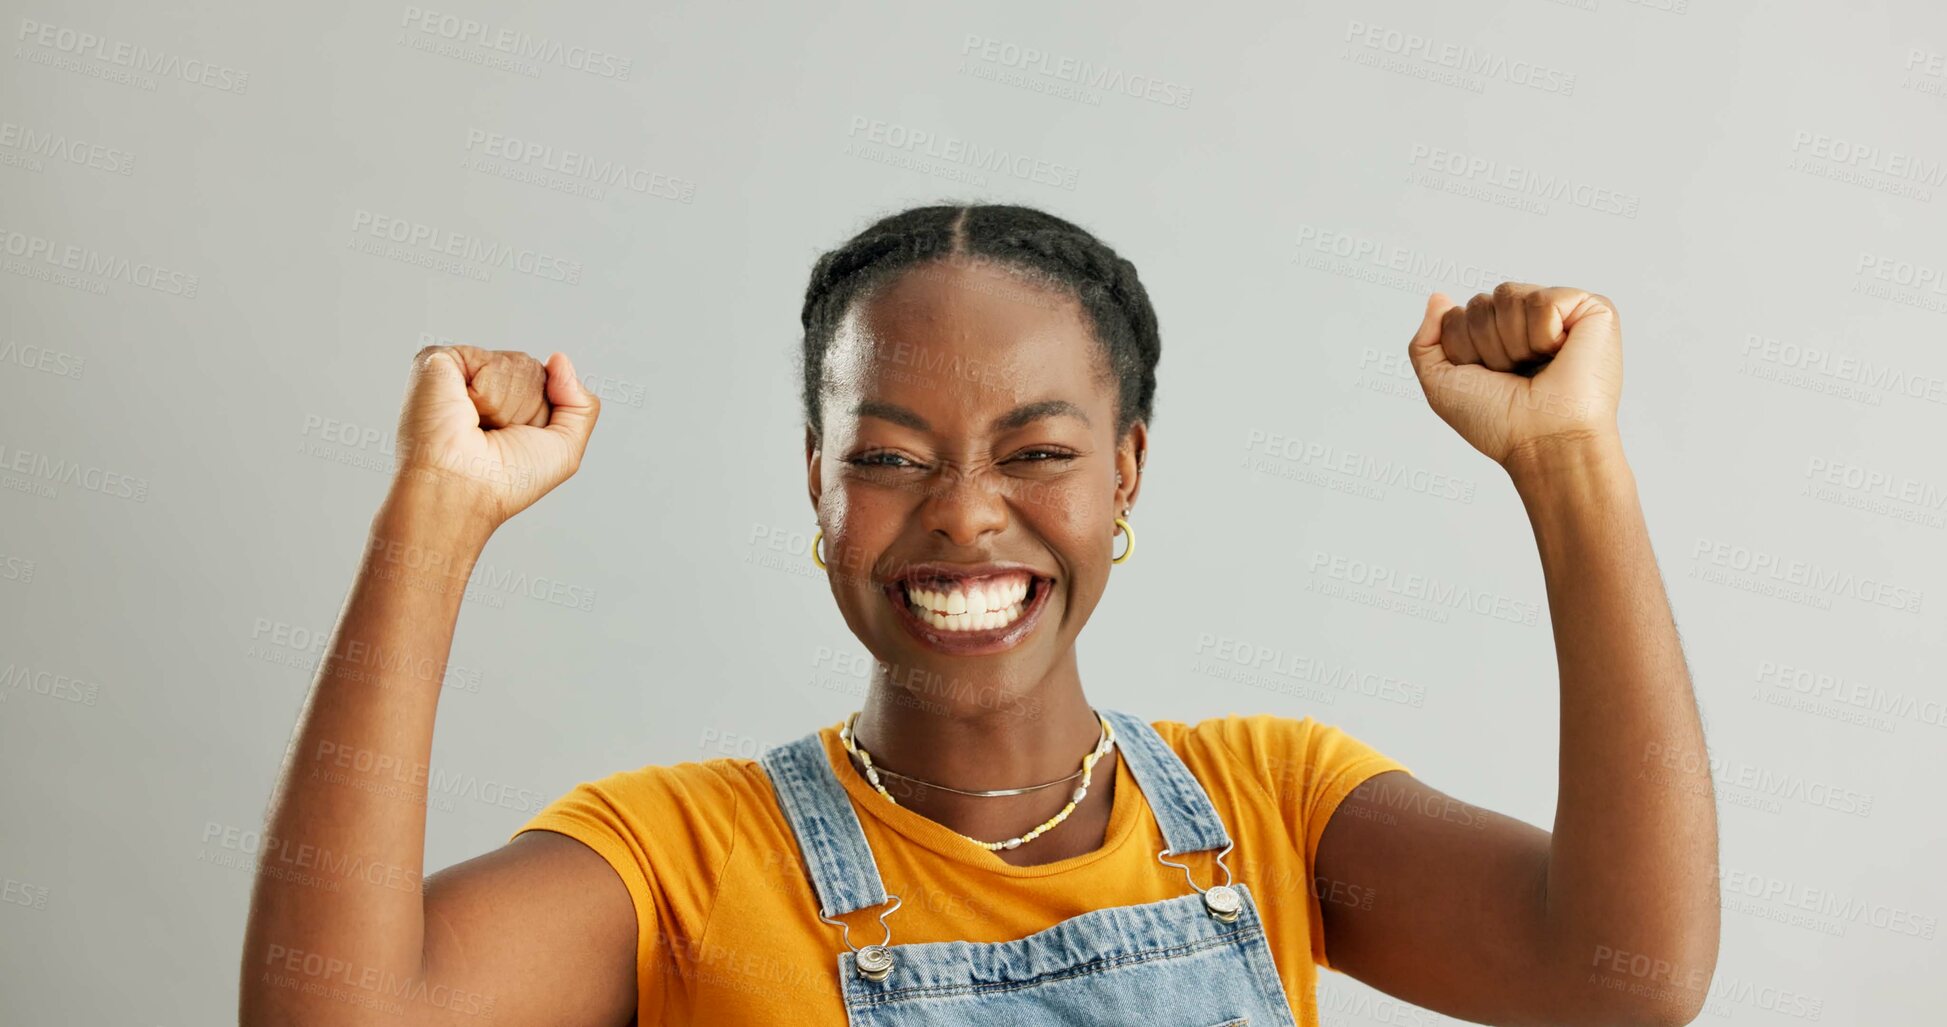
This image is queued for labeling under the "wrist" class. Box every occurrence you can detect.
[372,479,499,566]
[1504,430,1631,498]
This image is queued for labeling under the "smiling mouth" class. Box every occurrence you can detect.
[881,570,1053,652]
[900,571,1036,631]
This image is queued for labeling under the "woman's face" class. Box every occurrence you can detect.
[806,257,1145,707]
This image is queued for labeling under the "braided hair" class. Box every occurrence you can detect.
[799,203,1161,440]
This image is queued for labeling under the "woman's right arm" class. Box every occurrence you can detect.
[238,346,635,1027]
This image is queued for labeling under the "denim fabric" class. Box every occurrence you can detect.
[1099,708,1232,857]
[761,714,891,917]
[759,709,1299,1026]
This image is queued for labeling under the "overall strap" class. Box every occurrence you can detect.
[758,729,891,918]
[1102,708,1232,855]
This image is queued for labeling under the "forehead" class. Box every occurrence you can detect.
[824,259,1107,429]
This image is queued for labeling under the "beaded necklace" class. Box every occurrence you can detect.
[838,710,1116,852]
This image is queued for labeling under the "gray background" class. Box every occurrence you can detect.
[3,1,1944,1023]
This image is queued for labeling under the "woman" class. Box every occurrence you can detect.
[240,204,1720,1026]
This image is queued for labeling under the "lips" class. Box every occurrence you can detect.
[881,562,1055,655]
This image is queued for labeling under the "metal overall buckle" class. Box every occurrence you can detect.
[818,894,902,981]
[1158,839,1243,922]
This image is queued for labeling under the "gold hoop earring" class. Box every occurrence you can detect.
[811,526,826,569]
[1112,517,1135,564]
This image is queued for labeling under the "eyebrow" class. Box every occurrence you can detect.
[853,398,1092,433]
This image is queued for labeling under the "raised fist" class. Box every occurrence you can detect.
[391,344,601,529]
[1405,284,1623,468]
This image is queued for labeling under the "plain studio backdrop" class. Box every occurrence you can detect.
[3,1,1943,1023]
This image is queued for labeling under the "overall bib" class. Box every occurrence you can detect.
[758,708,1302,1026]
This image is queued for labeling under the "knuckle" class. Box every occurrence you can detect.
[1492,280,1520,301]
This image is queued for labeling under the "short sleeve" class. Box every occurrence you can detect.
[513,777,667,1019]
[511,762,746,1023]
[1207,713,1410,970]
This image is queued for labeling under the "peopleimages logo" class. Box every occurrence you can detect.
[1192,632,1427,708]
[0,441,150,501]
[0,341,85,379]
[0,121,135,174]
[0,227,198,296]
[1344,20,1576,95]
[463,129,695,202]
[15,18,250,93]
[1293,223,1523,293]
[347,209,583,284]
[1242,429,1478,504]
[1755,660,1947,730]
[845,116,1081,191]
[398,7,632,79]
[0,662,102,706]
[1406,143,1640,218]
[1789,130,1947,187]
[958,34,1193,109]
[1738,331,1947,407]
[1690,537,1924,614]
[1307,550,1540,626]
[1719,865,1939,940]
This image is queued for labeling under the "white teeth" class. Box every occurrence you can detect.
[901,576,1033,633]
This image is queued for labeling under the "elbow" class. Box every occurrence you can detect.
[1561,975,1713,1027]
[1564,980,1711,1027]
[1638,943,1719,1027]
[1558,921,1720,1027]
[1628,990,1710,1027]
[1644,903,1723,1026]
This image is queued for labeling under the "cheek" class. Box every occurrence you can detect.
[821,487,899,590]
[1006,479,1104,550]
[829,483,904,536]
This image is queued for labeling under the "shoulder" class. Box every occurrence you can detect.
[521,751,783,880]
[1144,711,1411,812]
[549,753,774,833]
[1146,711,1347,776]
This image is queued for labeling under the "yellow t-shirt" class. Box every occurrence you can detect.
[512,713,1409,1026]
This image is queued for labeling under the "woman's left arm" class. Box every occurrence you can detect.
[1311,286,1721,1027]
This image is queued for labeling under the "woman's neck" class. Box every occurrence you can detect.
[847,654,1120,865]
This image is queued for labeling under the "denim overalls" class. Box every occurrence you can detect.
[758,708,1301,1026]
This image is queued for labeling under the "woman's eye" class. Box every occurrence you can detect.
[847,449,1074,470]
[848,452,919,469]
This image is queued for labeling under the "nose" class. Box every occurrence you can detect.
[919,458,1008,547]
